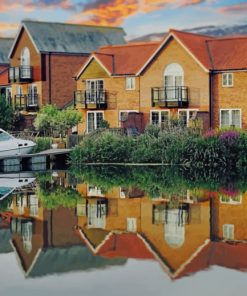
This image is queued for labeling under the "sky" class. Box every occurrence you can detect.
[0,0,246,40]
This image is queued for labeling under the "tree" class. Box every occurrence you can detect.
[0,95,15,130]
[34,104,82,137]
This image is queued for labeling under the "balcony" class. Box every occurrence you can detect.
[9,66,33,83]
[14,94,39,112]
[151,87,189,108]
[74,90,107,109]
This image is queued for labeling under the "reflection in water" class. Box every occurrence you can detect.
[1,166,247,288]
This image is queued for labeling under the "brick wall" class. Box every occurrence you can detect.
[42,53,88,108]
[212,71,247,129]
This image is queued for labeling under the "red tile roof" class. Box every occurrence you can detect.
[207,37,247,70]
[98,233,155,260]
[169,29,214,70]
[76,29,247,78]
[174,241,247,280]
[0,66,9,86]
[77,41,160,77]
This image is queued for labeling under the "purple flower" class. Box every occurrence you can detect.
[219,130,240,145]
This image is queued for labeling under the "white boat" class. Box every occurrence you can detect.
[0,172,36,201]
[0,129,36,157]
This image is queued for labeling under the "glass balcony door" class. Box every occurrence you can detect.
[86,80,104,103]
[28,85,38,106]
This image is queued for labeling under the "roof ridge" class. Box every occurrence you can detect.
[0,37,14,40]
[169,28,215,39]
[100,41,160,49]
[22,19,124,31]
[207,35,247,42]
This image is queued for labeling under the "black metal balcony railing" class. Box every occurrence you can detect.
[152,86,189,108]
[9,66,33,83]
[74,90,107,109]
[14,94,39,112]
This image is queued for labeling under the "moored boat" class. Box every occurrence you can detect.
[0,129,36,157]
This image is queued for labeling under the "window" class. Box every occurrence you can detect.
[88,185,104,197]
[220,194,242,205]
[220,109,241,128]
[178,109,197,127]
[29,195,39,217]
[164,63,184,100]
[16,85,23,95]
[223,224,234,240]
[21,47,30,66]
[86,80,104,102]
[150,110,169,127]
[28,84,38,106]
[127,218,137,232]
[222,73,233,87]
[126,77,135,90]
[87,111,104,133]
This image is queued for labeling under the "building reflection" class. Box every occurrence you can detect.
[1,171,247,280]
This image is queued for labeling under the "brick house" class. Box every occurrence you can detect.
[75,29,247,134]
[0,38,13,105]
[8,20,126,129]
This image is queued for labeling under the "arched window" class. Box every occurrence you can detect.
[164,63,184,100]
[21,47,30,66]
[164,209,185,248]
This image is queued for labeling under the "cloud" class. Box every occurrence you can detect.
[0,22,18,37]
[0,0,76,13]
[219,2,247,14]
[73,0,206,26]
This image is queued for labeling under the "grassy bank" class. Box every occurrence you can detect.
[70,126,247,171]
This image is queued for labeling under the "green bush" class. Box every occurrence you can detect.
[69,126,247,169]
[70,131,134,163]
[32,137,52,153]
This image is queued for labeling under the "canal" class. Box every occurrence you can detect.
[0,165,247,296]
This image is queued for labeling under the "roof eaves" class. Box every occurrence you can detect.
[8,23,40,59]
[76,54,112,80]
[137,31,210,75]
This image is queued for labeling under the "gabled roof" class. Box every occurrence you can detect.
[138,29,247,73]
[174,241,247,280]
[137,29,214,74]
[0,38,14,64]
[76,41,160,78]
[76,28,247,78]
[9,20,126,58]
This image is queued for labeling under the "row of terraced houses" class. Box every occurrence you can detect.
[0,20,247,133]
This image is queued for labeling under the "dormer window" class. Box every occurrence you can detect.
[21,47,30,66]
[222,73,233,87]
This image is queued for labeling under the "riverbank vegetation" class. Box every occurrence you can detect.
[70,165,246,199]
[70,125,247,171]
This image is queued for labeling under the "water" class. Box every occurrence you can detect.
[0,166,247,296]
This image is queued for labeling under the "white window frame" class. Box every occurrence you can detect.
[125,77,135,90]
[219,109,242,128]
[150,110,170,126]
[127,218,137,232]
[178,109,198,127]
[119,110,138,127]
[86,111,104,133]
[87,185,104,197]
[223,224,234,240]
[28,84,38,106]
[222,73,233,87]
[220,194,242,205]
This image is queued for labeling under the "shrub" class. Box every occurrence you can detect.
[70,131,134,163]
[32,137,52,153]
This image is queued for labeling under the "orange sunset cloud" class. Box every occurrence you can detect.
[73,0,206,26]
